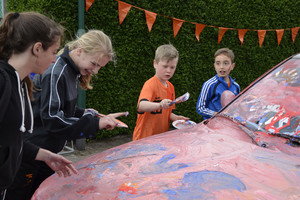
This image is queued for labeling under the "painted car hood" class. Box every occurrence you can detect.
[33,54,300,199]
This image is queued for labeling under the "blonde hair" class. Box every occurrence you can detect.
[214,48,235,63]
[154,44,178,63]
[62,30,114,90]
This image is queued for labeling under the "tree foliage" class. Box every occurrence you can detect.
[6,0,300,138]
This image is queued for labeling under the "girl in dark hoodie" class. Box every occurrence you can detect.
[6,29,128,199]
[0,12,78,200]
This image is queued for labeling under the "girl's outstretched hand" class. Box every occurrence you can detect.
[99,112,129,130]
[36,149,78,177]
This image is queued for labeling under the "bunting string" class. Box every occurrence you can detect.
[86,0,299,47]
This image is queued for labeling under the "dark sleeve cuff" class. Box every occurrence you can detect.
[22,141,40,162]
[74,106,85,117]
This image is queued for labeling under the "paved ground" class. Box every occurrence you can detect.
[61,134,132,163]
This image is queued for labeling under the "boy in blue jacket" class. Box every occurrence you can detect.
[196,48,240,119]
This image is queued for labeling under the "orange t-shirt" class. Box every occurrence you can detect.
[133,76,175,141]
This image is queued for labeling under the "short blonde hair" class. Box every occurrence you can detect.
[214,48,234,63]
[66,30,115,90]
[154,44,178,63]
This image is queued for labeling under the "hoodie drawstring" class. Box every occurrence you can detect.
[24,83,34,133]
[15,72,25,132]
[15,72,34,133]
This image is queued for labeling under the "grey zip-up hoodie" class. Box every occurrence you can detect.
[25,47,100,153]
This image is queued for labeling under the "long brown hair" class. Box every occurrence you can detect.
[0,12,64,98]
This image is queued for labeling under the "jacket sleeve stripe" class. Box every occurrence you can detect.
[197,77,217,116]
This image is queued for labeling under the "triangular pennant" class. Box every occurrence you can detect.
[118,1,132,24]
[85,0,96,11]
[238,29,248,46]
[291,27,299,43]
[218,28,228,44]
[173,18,184,38]
[195,24,206,42]
[145,10,157,32]
[258,30,266,47]
[276,29,284,46]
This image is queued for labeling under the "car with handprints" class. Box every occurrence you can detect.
[33,53,300,200]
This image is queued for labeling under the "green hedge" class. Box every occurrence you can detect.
[7,0,300,138]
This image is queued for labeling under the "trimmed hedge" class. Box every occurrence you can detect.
[7,0,300,138]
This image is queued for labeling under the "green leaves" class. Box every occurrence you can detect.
[7,0,300,138]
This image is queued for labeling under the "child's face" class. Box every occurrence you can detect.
[214,54,235,78]
[76,48,110,76]
[33,37,61,75]
[154,57,178,84]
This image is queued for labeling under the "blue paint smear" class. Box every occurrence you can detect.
[97,173,103,179]
[86,163,96,169]
[77,144,168,182]
[116,191,143,199]
[156,154,176,165]
[295,170,300,178]
[255,156,269,160]
[141,153,189,175]
[163,170,246,200]
[106,143,167,161]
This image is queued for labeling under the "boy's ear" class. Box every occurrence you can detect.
[231,63,235,70]
[153,60,157,68]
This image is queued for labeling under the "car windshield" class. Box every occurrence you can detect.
[220,54,300,145]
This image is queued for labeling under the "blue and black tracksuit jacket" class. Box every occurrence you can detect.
[196,75,240,119]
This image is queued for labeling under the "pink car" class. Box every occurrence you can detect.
[33,54,300,200]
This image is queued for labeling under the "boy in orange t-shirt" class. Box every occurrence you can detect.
[133,44,189,141]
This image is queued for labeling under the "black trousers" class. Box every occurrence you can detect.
[5,161,54,200]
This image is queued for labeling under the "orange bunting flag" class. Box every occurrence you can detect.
[195,24,206,42]
[173,18,184,38]
[113,0,298,46]
[238,29,248,46]
[258,30,266,47]
[86,0,96,11]
[118,1,132,24]
[145,10,157,32]
[291,27,299,43]
[276,29,284,46]
[218,28,228,44]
